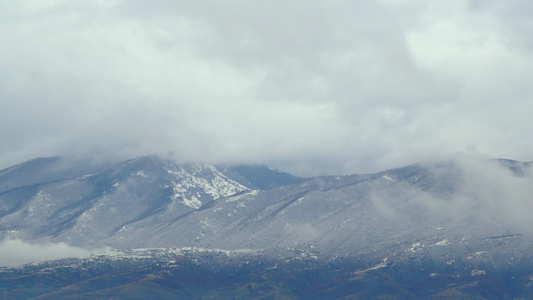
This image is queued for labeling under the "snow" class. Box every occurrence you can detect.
[92,247,257,261]
[435,239,450,246]
[445,259,455,265]
[409,242,423,253]
[352,258,388,278]
[167,163,249,208]
[27,191,52,216]
[132,171,148,178]
[182,196,202,209]
[267,166,282,173]
[471,269,486,276]
[77,173,95,180]
[467,251,485,259]
[225,190,258,203]
[382,175,394,183]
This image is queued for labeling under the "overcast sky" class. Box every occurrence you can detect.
[1,0,532,176]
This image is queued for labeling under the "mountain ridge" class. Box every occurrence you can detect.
[0,156,531,252]
[1,155,533,298]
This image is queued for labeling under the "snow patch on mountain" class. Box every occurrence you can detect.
[409,242,423,253]
[225,190,258,203]
[181,196,202,209]
[132,171,148,178]
[352,258,389,279]
[471,269,486,276]
[435,239,450,246]
[166,163,250,208]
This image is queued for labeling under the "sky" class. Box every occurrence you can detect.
[1,0,533,176]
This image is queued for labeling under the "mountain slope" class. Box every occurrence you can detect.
[1,156,533,298]
[0,156,251,245]
[0,156,532,261]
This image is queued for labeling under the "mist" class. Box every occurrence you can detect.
[0,239,98,267]
[407,157,533,235]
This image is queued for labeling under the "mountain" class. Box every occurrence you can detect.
[0,156,302,247]
[0,156,532,298]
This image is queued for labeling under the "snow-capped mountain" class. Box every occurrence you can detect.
[0,156,532,298]
[2,156,531,258]
[0,156,302,247]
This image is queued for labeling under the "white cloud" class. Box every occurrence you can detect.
[0,239,94,267]
[455,158,533,232]
[408,156,533,234]
[0,1,532,176]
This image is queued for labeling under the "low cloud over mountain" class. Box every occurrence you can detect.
[0,239,94,266]
[1,1,533,176]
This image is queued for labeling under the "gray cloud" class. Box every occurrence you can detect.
[1,1,532,176]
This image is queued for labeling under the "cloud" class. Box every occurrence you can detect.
[407,156,533,234]
[1,1,533,176]
[454,158,533,233]
[0,239,95,267]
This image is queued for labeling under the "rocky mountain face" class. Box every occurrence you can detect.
[0,156,532,298]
